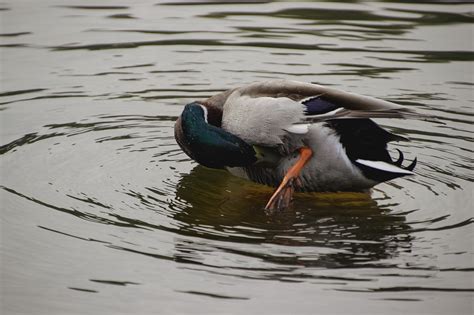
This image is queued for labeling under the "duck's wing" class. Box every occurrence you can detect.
[236,79,424,122]
[210,79,425,147]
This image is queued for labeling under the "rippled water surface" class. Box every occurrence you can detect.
[1,1,473,314]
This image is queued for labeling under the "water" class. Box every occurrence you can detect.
[1,1,473,314]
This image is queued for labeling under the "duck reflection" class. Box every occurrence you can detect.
[170,165,412,269]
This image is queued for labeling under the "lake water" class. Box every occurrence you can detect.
[1,1,473,314]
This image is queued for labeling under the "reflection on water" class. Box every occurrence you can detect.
[173,166,413,271]
[1,0,473,314]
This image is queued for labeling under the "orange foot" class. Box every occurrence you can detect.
[265,147,313,213]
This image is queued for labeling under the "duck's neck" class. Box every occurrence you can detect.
[200,101,223,127]
[176,102,256,168]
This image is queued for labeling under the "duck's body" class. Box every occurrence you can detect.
[227,122,378,192]
[175,80,419,210]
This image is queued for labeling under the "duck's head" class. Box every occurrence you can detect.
[174,102,258,169]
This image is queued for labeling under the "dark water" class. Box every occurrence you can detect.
[1,1,473,314]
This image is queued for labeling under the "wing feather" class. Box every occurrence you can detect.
[207,79,427,143]
[234,79,425,120]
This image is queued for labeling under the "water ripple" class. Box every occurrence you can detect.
[1,1,473,312]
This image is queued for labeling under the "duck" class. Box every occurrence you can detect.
[174,79,420,212]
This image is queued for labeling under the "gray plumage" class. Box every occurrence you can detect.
[194,79,421,191]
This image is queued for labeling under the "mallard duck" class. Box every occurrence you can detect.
[174,80,420,211]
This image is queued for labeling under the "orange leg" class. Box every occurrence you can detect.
[265,147,313,212]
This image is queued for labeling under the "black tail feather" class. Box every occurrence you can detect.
[406,157,417,171]
[394,149,404,166]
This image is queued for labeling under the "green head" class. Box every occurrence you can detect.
[174,102,257,168]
